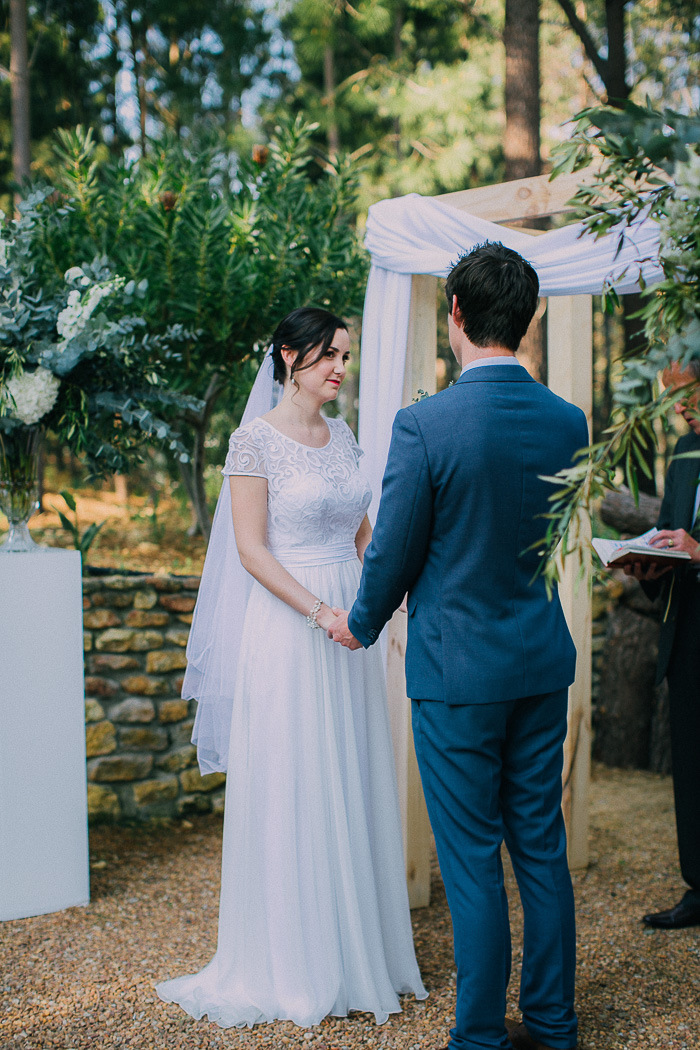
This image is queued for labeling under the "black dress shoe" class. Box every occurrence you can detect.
[643,890,700,929]
[506,1018,577,1050]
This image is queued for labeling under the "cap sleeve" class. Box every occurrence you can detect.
[334,416,364,464]
[222,422,267,478]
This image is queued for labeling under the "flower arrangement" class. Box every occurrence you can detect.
[3,368,61,425]
[0,190,201,550]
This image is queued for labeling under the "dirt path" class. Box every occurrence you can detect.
[2,765,697,1050]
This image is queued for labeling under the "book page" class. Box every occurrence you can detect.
[591,528,659,566]
[592,528,690,567]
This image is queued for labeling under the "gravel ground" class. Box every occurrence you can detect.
[2,764,699,1050]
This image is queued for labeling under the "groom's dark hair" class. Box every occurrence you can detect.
[445,242,539,352]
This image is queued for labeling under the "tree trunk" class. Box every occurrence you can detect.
[599,485,661,535]
[323,43,339,156]
[177,374,225,541]
[595,603,658,768]
[604,0,631,104]
[503,0,544,381]
[137,66,148,156]
[188,415,212,539]
[177,457,203,537]
[10,0,30,196]
[555,0,631,103]
[594,570,672,772]
[504,0,541,182]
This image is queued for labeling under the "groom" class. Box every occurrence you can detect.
[329,242,588,1050]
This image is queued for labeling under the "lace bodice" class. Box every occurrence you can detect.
[223,416,371,555]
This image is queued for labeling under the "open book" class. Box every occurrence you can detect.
[592,527,691,568]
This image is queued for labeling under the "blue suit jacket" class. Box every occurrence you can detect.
[348,364,589,704]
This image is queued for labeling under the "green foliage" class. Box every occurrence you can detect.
[0,190,200,475]
[273,0,504,205]
[0,0,102,209]
[21,118,369,532]
[97,0,271,146]
[550,100,700,349]
[538,101,700,588]
[535,385,688,594]
[548,0,700,109]
[0,2,273,205]
[53,489,105,556]
[31,119,369,412]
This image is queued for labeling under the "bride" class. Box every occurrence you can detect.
[156,306,427,1028]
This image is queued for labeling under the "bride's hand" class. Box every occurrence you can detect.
[315,603,338,632]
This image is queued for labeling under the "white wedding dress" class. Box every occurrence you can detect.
[156,415,427,1028]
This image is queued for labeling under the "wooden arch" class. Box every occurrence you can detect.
[386,169,595,907]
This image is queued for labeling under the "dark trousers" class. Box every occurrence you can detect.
[412,691,577,1050]
[666,585,700,893]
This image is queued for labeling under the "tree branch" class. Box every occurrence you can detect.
[554,0,609,86]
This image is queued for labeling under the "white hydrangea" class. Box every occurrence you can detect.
[56,279,121,343]
[4,367,61,425]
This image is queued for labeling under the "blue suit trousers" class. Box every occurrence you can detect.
[411,691,577,1050]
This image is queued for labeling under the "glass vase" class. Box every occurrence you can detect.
[0,426,43,553]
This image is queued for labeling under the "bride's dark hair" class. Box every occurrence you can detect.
[271,307,347,386]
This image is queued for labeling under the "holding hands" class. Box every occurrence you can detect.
[326,594,408,649]
[327,609,362,650]
[310,602,342,633]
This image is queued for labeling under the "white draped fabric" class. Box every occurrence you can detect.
[186,349,283,774]
[358,192,663,520]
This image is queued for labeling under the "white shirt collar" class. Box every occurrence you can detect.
[460,355,520,374]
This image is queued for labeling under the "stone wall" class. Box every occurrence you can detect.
[82,573,225,823]
[80,570,620,823]
[591,579,609,708]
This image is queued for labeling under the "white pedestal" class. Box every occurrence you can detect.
[0,549,89,920]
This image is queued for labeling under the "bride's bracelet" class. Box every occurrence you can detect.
[306,598,324,629]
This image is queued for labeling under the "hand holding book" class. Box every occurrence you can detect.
[591,527,692,570]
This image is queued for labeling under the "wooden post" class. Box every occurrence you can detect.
[386,274,437,908]
[546,295,593,871]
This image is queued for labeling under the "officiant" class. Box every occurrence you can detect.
[625,360,700,929]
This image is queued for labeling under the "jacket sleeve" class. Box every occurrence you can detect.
[348,407,433,647]
[640,452,678,603]
[577,412,589,457]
